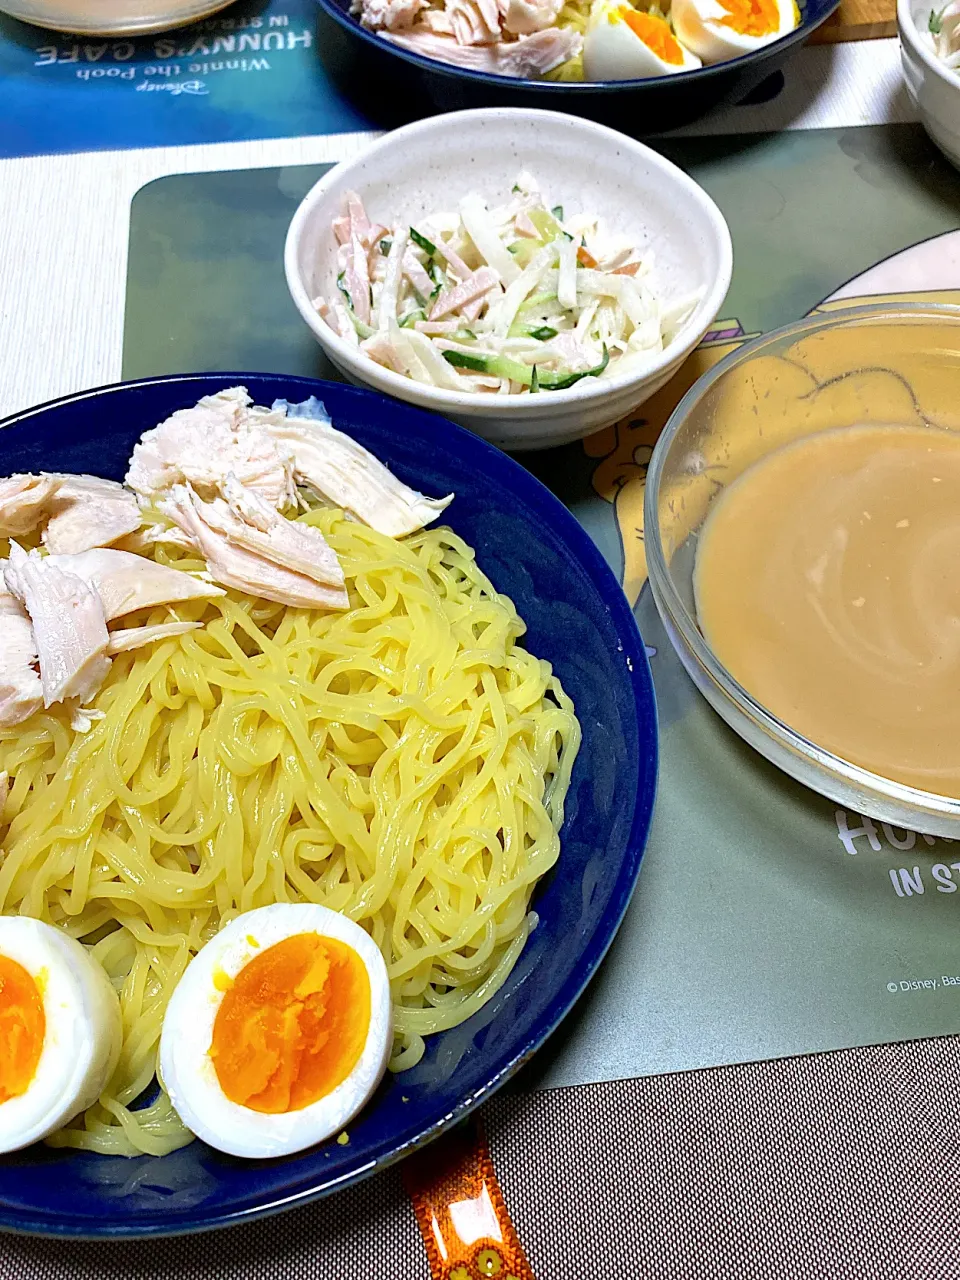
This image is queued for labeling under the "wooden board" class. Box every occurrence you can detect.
[808,0,897,42]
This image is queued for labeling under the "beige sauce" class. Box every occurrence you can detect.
[695,423,960,797]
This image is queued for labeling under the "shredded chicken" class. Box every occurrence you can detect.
[381,24,580,74]
[421,7,455,30]
[42,474,142,555]
[107,621,202,654]
[67,706,106,734]
[349,0,427,29]
[118,522,198,554]
[219,475,346,586]
[0,471,141,553]
[158,485,350,612]
[499,0,564,34]
[0,475,60,538]
[356,0,578,72]
[4,545,111,709]
[43,548,225,621]
[0,392,455,673]
[266,401,453,537]
[126,388,297,510]
[497,25,581,71]
[445,0,502,43]
[0,582,43,728]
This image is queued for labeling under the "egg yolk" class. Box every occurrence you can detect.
[716,0,779,35]
[0,956,45,1105]
[210,933,371,1114]
[619,8,686,62]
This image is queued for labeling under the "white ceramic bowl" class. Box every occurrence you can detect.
[899,0,960,169]
[284,108,733,452]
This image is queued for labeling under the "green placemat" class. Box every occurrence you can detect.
[124,123,960,1086]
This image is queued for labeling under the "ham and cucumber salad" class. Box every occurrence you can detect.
[313,174,703,396]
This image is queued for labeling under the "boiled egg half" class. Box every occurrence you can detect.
[159,904,392,1159]
[584,1,702,79]
[0,917,122,1154]
[671,0,797,63]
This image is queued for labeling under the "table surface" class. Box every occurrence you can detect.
[0,34,946,1278]
[0,38,909,425]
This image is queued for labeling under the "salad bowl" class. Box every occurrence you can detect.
[284,108,732,451]
[899,0,960,169]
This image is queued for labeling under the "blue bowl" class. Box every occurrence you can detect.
[0,374,658,1238]
[314,0,839,133]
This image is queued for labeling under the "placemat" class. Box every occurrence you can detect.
[123,125,960,1091]
[0,0,891,161]
[0,0,368,160]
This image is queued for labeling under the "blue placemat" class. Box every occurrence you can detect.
[0,0,370,159]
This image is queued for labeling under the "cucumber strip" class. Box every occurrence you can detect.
[530,365,540,394]
[551,205,564,221]
[427,260,445,298]
[442,344,609,391]
[350,313,375,340]
[399,309,426,328]
[442,349,491,374]
[507,321,559,340]
[379,238,392,256]
[528,207,564,242]
[539,345,610,390]
[507,239,546,269]
[517,290,559,314]
[336,271,375,338]
[410,227,438,257]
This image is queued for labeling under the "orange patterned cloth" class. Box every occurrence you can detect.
[404,1118,534,1280]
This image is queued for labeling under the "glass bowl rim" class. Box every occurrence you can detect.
[644,299,960,819]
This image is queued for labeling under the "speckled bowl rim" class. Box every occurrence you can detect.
[898,0,960,94]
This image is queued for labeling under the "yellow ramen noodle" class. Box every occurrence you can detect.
[0,511,580,1157]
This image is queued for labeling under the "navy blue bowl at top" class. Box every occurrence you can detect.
[314,0,840,134]
[0,374,658,1238]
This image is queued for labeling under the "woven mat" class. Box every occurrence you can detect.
[4,1035,958,1277]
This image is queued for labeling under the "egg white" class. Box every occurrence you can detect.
[0,917,122,1154]
[584,1,702,79]
[159,904,393,1159]
[671,0,796,63]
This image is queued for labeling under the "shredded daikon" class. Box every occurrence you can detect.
[314,178,704,395]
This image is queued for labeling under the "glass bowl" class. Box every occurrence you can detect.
[0,0,231,36]
[645,302,960,837]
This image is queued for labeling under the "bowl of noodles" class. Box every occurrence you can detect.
[313,0,839,132]
[0,373,657,1236]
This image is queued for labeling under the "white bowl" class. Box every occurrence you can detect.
[284,108,733,452]
[899,0,960,169]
